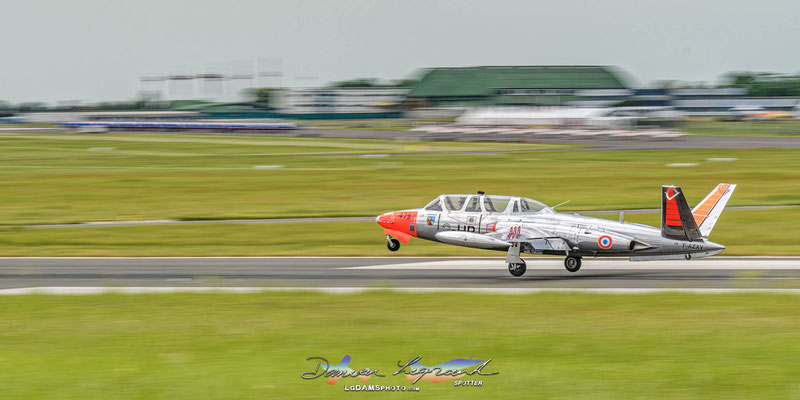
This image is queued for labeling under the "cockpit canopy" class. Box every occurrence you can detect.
[423,194,550,214]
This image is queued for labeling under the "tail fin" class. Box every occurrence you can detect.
[692,183,736,237]
[661,185,702,241]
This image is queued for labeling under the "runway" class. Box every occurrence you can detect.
[2,256,800,290]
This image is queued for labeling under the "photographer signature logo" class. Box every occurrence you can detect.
[395,355,496,384]
[301,355,498,386]
[301,355,384,385]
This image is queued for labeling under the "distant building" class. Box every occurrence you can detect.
[574,87,800,117]
[18,111,201,124]
[406,66,799,117]
[273,87,407,114]
[457,107,636,129]
[405,66,632,107]
[569,89,635,108]
[668,88,799,116]
[155,87,407,120]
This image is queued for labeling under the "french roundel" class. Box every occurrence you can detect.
[598,235,613,249]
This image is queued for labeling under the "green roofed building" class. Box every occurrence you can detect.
[406,65,632,107]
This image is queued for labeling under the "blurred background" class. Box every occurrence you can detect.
[3,0,800,130]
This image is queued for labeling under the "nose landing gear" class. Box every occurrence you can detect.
[564,256,582,273]
[387,236,400,252]
[508,260,527,277]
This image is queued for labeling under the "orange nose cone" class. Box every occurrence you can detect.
[377,210,418,238]
[376,212,394,229]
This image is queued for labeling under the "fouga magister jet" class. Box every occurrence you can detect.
[376,184,736,276]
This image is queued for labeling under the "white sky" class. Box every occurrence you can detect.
[2,0,799,103]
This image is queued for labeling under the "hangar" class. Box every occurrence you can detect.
[405,65,632,107]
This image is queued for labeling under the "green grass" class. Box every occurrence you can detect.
[1,292,799,399]
[682,120,800,137]
[0,132,798,225]
[0,207,797,256]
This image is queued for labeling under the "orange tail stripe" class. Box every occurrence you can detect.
[692,184,729,225]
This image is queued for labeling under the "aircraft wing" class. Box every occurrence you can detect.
[524,237,571,253]
[501,225,571,253]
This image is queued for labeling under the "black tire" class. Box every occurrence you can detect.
[508,260,527,277]
[564,256,582,273]
[387,238,400,252]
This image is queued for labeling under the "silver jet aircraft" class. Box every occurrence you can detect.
[376,184,736,276]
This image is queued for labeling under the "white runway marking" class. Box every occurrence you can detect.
[339,258,800,270]
[2,287,800,295]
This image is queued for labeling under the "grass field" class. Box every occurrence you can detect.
[0,207,797,256]
[0,133,798,226]
[0,131,798,256]
[1,291,799,399]
[681,121,800,137]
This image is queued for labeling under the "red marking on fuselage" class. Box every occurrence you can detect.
[506,225,521,240]
[377,211,418,238]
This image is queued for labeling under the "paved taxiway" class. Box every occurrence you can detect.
[2,257,800,290]
[233,129,800,150]
[84,129,800,150]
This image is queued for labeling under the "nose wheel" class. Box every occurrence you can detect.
[508,260,527,277]
[564,256,582,272]
[387,237,400,252]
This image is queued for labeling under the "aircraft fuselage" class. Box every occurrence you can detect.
[382,208,724,260]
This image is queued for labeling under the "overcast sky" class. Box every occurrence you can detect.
[3,0,800,103]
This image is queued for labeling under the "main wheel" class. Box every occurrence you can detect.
[387,238,400,252]
[508,260,527,277]
[564,256,582,273]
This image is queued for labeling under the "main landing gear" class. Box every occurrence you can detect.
[564,256,582,273]
[387,236,400,252]
[508,260,527,277]
[507,255,582,276]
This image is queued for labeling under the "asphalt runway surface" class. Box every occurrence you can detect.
[2,257,800,290]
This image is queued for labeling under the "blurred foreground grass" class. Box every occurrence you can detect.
[0,207,797,256]
[0,292,799,399]
[0,133,798,225]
